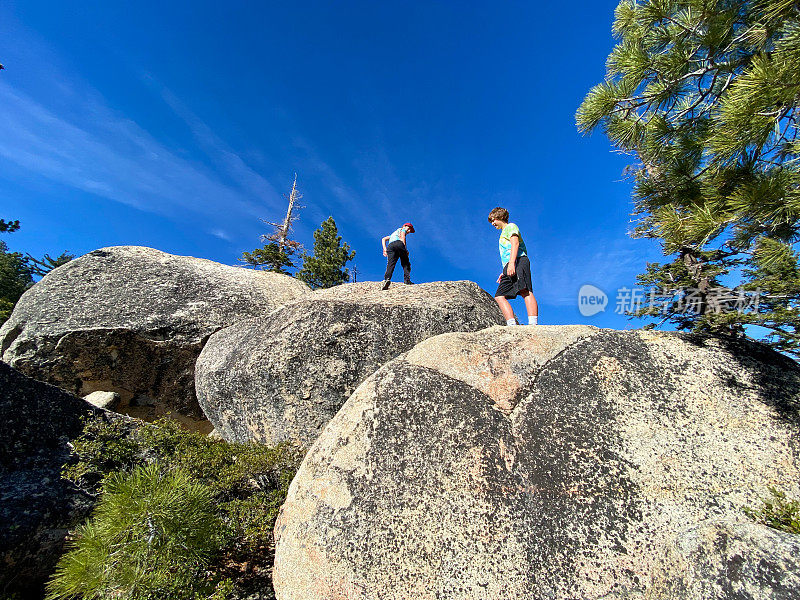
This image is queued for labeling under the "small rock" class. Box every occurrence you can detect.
[83,391,120,410]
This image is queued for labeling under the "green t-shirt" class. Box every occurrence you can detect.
[498,223,527,266]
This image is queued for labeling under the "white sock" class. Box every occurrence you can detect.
[529,315,538,325]
[506,318,517,326]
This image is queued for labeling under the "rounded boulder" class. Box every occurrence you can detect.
[0,246,309,421]
[195,281,504,446]
[273,326,800,600]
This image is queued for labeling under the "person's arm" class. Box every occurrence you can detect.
[507,236,519,277]
[382,236,390,256]
[399,229,407,245]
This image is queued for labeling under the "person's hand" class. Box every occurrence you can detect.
[383,250,388,257]
[497,273,503,283]
[507,263,516,277]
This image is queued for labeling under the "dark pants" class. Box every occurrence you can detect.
[384,240,411,282]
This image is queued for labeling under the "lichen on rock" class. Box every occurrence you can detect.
[0,361,114,598]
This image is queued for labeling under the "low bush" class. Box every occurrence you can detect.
[47,464,222,599]
[745,487,800,535]
[49,417,304,600]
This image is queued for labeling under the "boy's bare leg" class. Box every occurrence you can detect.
[519,290,538,317]
[494,296,516,322]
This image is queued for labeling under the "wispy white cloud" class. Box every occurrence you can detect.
[280,132,656,290]
[209,228,232,241]
[0,77,277,225]
[538,240,653,306]
[290,138,374,226]
[293,137,490,272]
[152,82,281,206]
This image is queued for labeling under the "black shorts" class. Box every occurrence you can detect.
[495,255,533,299]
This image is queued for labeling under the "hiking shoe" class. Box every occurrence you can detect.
[404,281,414,285]
[381,279,391,290]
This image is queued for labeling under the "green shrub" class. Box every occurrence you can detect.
[62,417,141,493]
[53,417,304,599]
[47,464,222,600]
[745,487,800,535]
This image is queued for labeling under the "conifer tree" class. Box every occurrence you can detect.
[25,251,74,277]
[0,219,19,232]
[239,243,296,274]
[0,223,73,324]
[0,240,32,325]
[46,464,222,600]
[298,217,356,289]
[577,0,800,355]
[0,222,31,325]
[741,238,800,354]
[240,175,304,274]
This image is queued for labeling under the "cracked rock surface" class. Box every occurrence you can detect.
[195,281,504,446]
[0,246,309,421]
[273,326,800,600]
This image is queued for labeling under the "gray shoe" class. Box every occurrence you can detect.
[382,279,391,290]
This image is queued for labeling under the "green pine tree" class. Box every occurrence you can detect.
[298,217,356,289]
[46,464,222,600]
[577,0,800,355]
[239,176,304,274]
[0,240,33,325]
[0,221,73,324]
[239,242,296,274]
[25,251,74,277]
[51,417,304,600]
[0,219,20,232]
[741,238,800,355]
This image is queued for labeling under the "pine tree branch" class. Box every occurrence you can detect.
[751,320,800,338]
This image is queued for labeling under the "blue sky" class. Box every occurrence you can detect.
[1,0,667,329]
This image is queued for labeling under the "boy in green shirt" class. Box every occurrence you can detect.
[488,207,539,326]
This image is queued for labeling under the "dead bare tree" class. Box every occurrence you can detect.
[264,173,304,254]
[239,174,305,273]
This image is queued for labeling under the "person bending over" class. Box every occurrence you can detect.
[381,222,415,289]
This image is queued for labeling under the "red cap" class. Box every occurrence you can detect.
[403,222,415,233]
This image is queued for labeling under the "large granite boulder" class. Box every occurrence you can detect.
[273,326,800,600]
[0,246,309,422]
[196,281,504,446]
[0,361,109,599]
